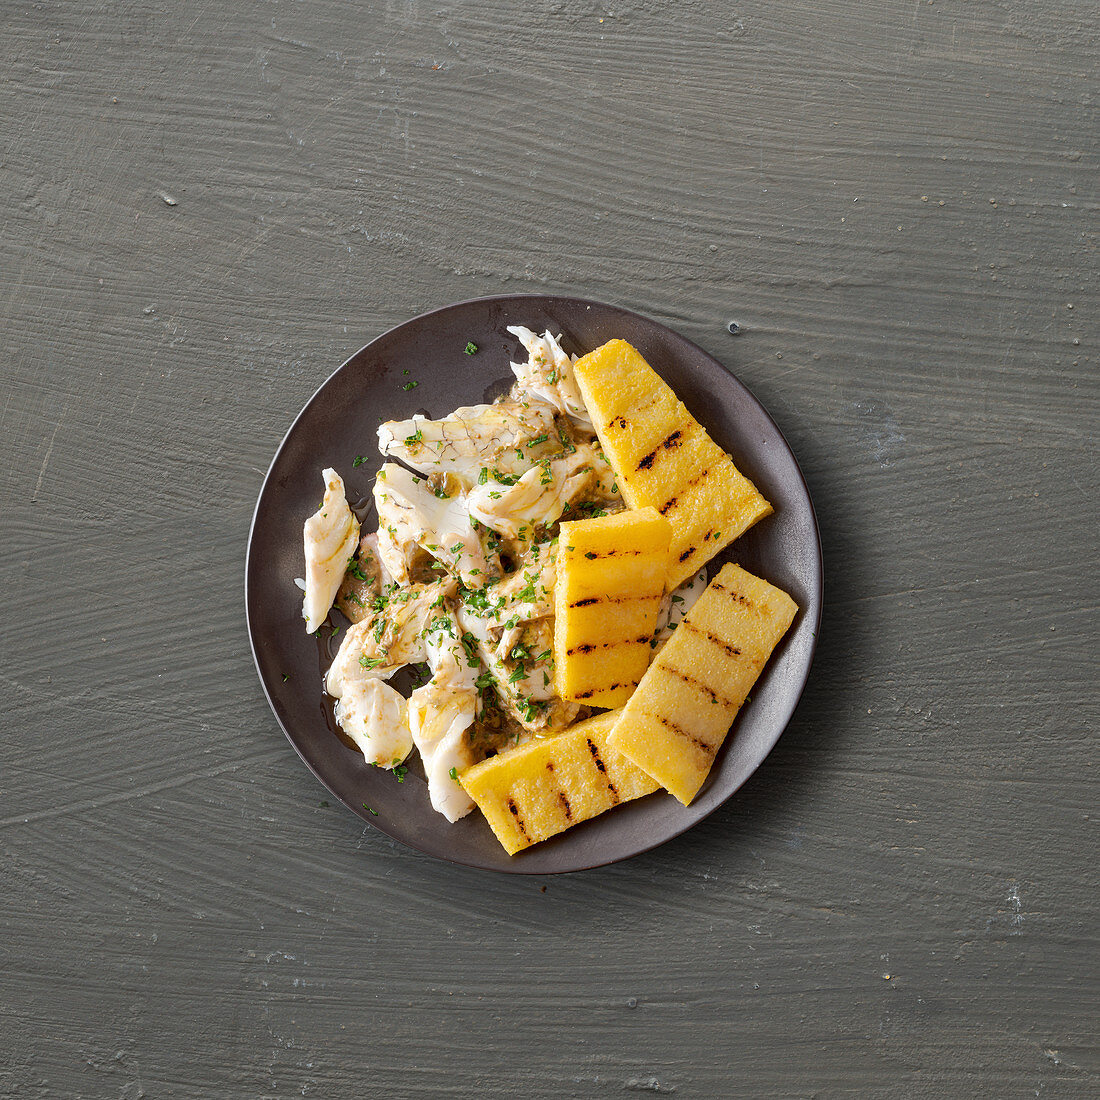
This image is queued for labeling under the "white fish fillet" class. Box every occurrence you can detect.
[373,462,495,587]
[408,612,477,822]
[507,326,594,430]
[478,541,557,627]
[325,580,448,694]
[333,678,413,768]
[302,467,360,632]
[466,448,597,540]
[377,400,559,482]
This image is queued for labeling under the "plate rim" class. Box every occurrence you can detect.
[245,293,823,874]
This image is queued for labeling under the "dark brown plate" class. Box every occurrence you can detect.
[245,295,822,873]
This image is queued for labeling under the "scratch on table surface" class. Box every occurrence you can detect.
[1007,880,1024,933]
[0,750,282,829]
[30,404,66,501]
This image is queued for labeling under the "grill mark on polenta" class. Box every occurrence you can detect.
[680,620,742,659]
[678,546,697,563]
[566,638,650,656]
[585,737,620,802]
[657,464,717,516]
[710,582,759,612]
[558,791,573,820]
[567,594,660,609]
[656,663,736,709]
[507,798,530,840]
[576,683,624,699]
[635,428,684,472]
[573,548,645,560]
[642,711,715,755]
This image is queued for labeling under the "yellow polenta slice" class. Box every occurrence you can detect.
[572,339,773,589]
[460,711,660,856]
[607,562,797,805]
[554,507,671,708]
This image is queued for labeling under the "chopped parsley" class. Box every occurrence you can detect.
[353,454,366,467]
[402,381,419,391]
[464,341,478,355]
[449,766,459,781]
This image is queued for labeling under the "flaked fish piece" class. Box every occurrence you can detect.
[333,678,413,769]
[303,467,361,633]
[374,462,497,587]
[467,540,556,628]
[507,326,594,431]
[335,532,389,624]
[325,578,454,693]
[581,440,621,502]
[457,604,579,735]
[408,610,478,822]
[377,399,559,482]
[466,448,598,541]
[495,618,557,704]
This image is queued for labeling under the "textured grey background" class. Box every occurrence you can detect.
[2,1,1096,1097]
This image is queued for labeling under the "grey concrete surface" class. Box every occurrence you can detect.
[1,1,1096,1096]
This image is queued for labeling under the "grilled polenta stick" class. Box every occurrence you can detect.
[573,339,773,589]
[554,508,672,708]
[460,712,660,855]
[607,563,797,805]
